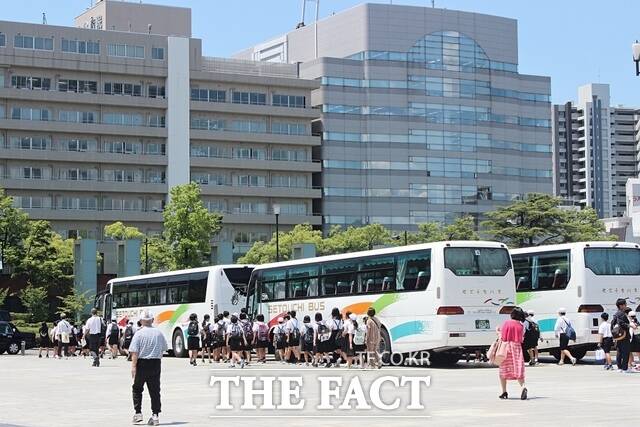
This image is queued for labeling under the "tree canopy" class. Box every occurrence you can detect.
[163,183,223,269]
[481,193,615,248]
[103,221,144,240]
[0,190,30,268]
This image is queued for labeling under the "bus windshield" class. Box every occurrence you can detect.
[584,248,640,275]
[444,247,511,276]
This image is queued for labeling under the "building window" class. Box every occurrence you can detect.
[58,79,97,94]
[14,35,53,51]
[151,47,164,60]
[11,107,50,121]
[104,82,142,97]
[231,120,266,133]
[191,88,226,103]
[148,115,165,128]
[145,142,166,155]
[0,33,5,47]
[61,39,99,55]
[232,91,266,105]
[273,94,305,108]
[11,136,49,150]
[107,43,144,59]
[148,85,165,98]
[103,113,144,126]
[59,110,96,124]
[272,122,307,135]
[22,167,43,180]
[11,76,51,90]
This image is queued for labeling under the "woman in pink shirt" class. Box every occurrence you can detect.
[498,307,527,400]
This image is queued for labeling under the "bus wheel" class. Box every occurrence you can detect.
[379,327,392,365]
[572,348,587,361]
[430,352,460,367]
[172,330,187,358]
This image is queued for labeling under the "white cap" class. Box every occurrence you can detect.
[349,313,357,321]
[630,311,637,317]
[277,317,284,323]
[558,307,567,314]
[232,312,239,317]
[139,310,154,321]
[527,310,534,316]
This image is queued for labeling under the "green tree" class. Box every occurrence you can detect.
[56,289,91,321]
[9,221,74,290]
[324,224,395,254]
[410,222,445,244]
[163,183,223,269]
[443,216,479,240]
[560,208,616,243]
[482,193,614,248]
[103,221,144,240]
[145,237,175,273]
[0,189,30,268]
[0,287,11,307]
[239,224,324,264]
[19,285,49,322]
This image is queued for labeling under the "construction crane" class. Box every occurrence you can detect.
[296,0,319,29]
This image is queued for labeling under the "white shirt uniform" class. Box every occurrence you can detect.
[85,315,103,335]
[598,321,612,338]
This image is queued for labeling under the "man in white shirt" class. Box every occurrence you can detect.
[130,310,168,426]
[56,313,72,359]
[85,308,104,367]
[285,310,302,363]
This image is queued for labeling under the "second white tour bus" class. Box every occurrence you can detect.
[246,241,516,365]
[95,265,253,357]
[511,241,640,360]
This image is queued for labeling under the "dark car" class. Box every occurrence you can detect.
[0,310,10,322]
[0,321,36,355]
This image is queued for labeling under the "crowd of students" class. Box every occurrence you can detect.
[185,307,383,369]
[37,312,139,361]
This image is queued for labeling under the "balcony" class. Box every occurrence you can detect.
[0,147,167,166]
[190,156,321,173]
[199,184,321,199]
[0,177,167,194]
[23,207,164,223]
[189,101,319,119]
[0,118,167,138]
[190,128,320,146]
[0,87,167,109]
[221,212,322,226]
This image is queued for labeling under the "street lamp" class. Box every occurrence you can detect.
[632,40,640,75]
[273,204,281,262]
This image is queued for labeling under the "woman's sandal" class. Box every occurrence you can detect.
[499,392,508,399]
[521,388,528,400]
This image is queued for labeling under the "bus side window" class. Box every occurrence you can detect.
[397,251,431,291]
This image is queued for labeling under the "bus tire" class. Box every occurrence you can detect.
[430,352,460,367]
[172,329,187,358]
[572,348,587,361]
[379,327,392,365]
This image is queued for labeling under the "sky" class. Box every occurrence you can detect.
[5,0,640,106]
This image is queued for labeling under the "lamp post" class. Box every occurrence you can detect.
[144,237,149,274]
[273,204,281,262]
[633,40,640,75]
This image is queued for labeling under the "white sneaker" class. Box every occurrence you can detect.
[148,414,159,426]
[229,363,236,368]
[240,359,246,369]
[571,358,577,366]
[132,413,143,424]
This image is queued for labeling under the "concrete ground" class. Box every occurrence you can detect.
[0,351,637,427]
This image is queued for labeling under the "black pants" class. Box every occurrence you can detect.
[616,338,630,371]
[89,334,101,365]
[58,340,69,357]
[132,359,162,415]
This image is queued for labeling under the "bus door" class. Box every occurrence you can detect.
[95,292,114,322]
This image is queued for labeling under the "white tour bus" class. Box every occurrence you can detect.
[95,265,253,357]
[511,241,640,360]
[245,241,515,365]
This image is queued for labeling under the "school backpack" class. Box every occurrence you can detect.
[611,316,626,341]
[290,319,301,340]
[256,323,269,342]
[188,320,199,337]
[241,320,253,342]
[353,324,366,345]
[317,322,331,342]
[524,321,540,344]
[124,325,134,340]
[110,323,119,337]
[274,325,286,345]
[563,319,576,341]
[229,323,243,338]
[303,324,314,345]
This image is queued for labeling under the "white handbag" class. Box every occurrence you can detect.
[595,348,605,361]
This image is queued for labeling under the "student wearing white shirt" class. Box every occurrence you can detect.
[554,308,577,366]
[285,310,302,363]
[85,308,104,367]
[343,313,356,368]
[56,313,72,359]
[273,317,287,363]
[598,312,613,370]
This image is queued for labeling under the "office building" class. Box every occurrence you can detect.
[237,3,553,232]
[0,0,321,261]
[552,83,637,218]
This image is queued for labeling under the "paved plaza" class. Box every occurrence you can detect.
[0,351,637,427]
